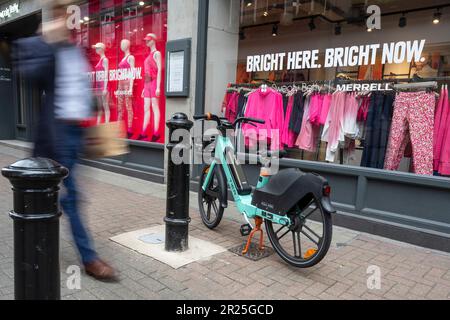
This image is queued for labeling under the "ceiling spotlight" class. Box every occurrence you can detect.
[399,13,407,28]
[239,29,246,40]
[334,23,341,35]
[433,9,441,24]
[308,18,316,31]
[263,11,269,17]
[272,24,278,37]
[139,1,145,6]
[246,0,252,7]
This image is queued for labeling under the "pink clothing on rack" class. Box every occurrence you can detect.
[437,89,450,175]
[225,92,238,123]
[321,92,347,162]
[296,96,320,152]
[384,92,435,175]
[222,91,232,115]
[309,94,324,126]
[319,94,332,125]
[357,96,370,122]
[343,93,360,138]
[282,95,297,147]
[433,86,447,171]
[242,87,285,150]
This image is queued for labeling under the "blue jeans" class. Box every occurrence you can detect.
[55,122,98,264]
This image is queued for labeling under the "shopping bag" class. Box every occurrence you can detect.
[83,122,129,159]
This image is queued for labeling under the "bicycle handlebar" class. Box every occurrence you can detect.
[193,113,265,127]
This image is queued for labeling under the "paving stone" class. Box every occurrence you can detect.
[1,145,450,300]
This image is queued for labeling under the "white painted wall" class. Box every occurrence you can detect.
[204,0,240,115]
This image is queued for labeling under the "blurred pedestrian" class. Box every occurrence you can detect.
[14,0,117,281]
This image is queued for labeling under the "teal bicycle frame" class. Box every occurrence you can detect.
[202,135,292,227]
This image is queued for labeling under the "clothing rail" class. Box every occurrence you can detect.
[229,76,450,89]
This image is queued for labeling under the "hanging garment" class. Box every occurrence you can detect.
[225,92,239,123]
[356,95,371,141]
[343,93,360,138]
[319,93,332,126]
[434,86,448,171]
[309,94,324,126]
[296,96,321,152]
[242,87,285,151]
[237,92,247,118]
[357,96,371,122]
[321,92,346,162]
[360,92,395,169]
[384,91,435,175]
[437,89,450,175]
[222,91,232,115]
[282,95,297,148]
[289,93,305,134]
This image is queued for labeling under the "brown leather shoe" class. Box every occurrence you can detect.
[84,259,118,282]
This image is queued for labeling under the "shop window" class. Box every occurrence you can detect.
[206,0,450,178]
[77,0,167,144]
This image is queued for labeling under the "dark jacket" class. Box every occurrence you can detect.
[12,36,57,159]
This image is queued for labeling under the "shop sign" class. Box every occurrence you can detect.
[246,39,426,73]
[0,2,20,21]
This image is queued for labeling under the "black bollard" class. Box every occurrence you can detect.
[2,158,68,300]
[164,113,194,252]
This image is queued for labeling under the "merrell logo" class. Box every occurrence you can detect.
[0,3,19,20]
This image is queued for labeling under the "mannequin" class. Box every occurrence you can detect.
[117,39,135,137]
[93,42,110,124]
[141,33,162,142]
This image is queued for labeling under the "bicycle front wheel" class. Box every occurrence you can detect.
[198,165,225,229]
[266,196,333,268]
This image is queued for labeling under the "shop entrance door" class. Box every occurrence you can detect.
[0,12,42,142]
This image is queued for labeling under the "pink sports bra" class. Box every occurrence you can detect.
[144,52,158,79]
[119,55,131,69]
[95,57,105,72]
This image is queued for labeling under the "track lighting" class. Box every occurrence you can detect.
[334,23,341,35]
[272,24,278,36]
[399,13,407,28]
[433,9,441,24]
[308,18,316,31]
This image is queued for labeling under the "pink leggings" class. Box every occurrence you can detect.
[384,92,435,175]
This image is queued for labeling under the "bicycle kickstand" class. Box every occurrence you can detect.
[242,217,265,255]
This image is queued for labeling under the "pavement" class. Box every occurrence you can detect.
[0,143,450,300]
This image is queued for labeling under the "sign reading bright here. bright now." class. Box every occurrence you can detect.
[246,39,426,72]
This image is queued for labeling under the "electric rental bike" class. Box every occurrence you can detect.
[194,113,335,268]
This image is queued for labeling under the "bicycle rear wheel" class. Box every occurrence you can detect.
[266,196,332,268]
[198,165,225,229]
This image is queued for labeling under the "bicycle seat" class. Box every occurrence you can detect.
[252,168,327,216]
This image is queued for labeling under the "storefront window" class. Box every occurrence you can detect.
[74,0,167,144]
[206,0,450,177]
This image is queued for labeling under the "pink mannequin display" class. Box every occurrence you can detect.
[92,42,110,124]
[116,39,135,137]
[141,33,162,142]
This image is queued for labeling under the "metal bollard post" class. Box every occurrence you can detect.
[164,113,194,252]
[2,158,68,300]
